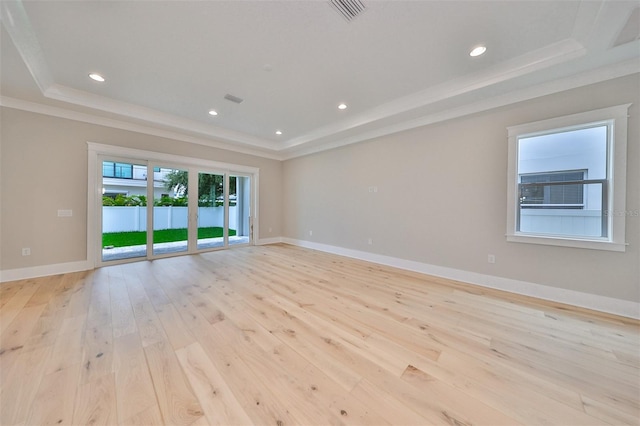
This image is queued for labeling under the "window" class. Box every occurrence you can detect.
[102,161,133,179]
[506,104,629,251]
[520,170,586,209]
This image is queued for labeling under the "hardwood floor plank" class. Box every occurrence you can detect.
[2,244,638,425]
[25,364,81,425]
[23,275,58,308]
[0,283,42,334]
[197,323,304,425]
[112,332,159,423]
[400,364,522,426]
[72,373,117,426]
[0,345,51,425]
[109,266,138,339]
[23,303,66,350]
[155,302,197,350]
[45,272,88,315]
[120,404,165,426]
[0,280,26,308]
[124,271,169,347]
[143,339,205,426]
[44,314,86,375]
[64,273,93,318]
[176,342,253,425]
[86,270,111,327]
[349,378,431,425]
[1,303,47,361]
[80,320,114,384]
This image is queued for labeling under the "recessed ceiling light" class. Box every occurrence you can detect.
[88,73,105,82]
[338,103,348,110]
[275,130,283,135]
[208,110,218,116]
[469,46,487,57]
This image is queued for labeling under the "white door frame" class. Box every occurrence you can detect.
[87,142,259,268]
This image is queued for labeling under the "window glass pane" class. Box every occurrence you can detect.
[516,125,607,238]
[518,126,607,179]
[520,171,584,207]
[102,160,147,262]
[197,172,225,250]
[153,167,188,256]
[114,162,133,178]
[103,161,114,177]
[519,182,605,238]
[229,175,251,246]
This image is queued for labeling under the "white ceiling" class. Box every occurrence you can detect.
[1,0,639,159]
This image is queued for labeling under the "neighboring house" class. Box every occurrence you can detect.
[102,161,177,200]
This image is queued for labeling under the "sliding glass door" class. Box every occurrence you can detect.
[97,152,253,266]
[229,175,251,246]
[153,166,189,256]
[101,159,148,262]
[197,172,226,250]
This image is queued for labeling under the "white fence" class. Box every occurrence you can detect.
[103,206,238,233]
[520,209,603,237]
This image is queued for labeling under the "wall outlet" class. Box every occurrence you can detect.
[309,230,313,236]
[22,248,31,256]
[268,227,272,233]
[488,254,496,264]
[368,238,373,245]
[57,209,73,217]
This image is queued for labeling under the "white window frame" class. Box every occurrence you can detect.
[506,104,630,252]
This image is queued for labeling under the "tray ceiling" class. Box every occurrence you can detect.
[1,0,639,159]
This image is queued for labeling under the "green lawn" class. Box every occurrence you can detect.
[103,227,236,248]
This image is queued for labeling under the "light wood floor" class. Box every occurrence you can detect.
[1,244,638,425]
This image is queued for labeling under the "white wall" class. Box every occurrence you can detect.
[282,74,640,303]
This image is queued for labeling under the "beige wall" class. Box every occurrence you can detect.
[0,108,283,270]
[282,74,640,302]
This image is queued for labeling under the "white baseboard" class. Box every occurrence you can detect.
[255,237,283,246]
[281,238,640,320]
[0,260,93,283]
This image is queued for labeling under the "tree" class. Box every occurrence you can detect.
[163,170,235,205]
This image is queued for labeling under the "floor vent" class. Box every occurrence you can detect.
[329,0,366,22]
[224,94,244,104]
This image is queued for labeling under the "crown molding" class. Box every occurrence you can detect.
[3,57,638,162]
[279,58,640,159]
[0,96,284,161]
[282,38,587,150]
[43,84,280,152]
[3,0,638,162]
[0,0,54,92]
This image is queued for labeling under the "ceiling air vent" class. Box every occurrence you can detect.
[329,0,366,22]
[224,93,244,104]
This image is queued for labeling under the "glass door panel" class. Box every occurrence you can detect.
[197,172,225,250]
[229,175,251,246]
[153,166,189,256]
[101,160,148,262]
